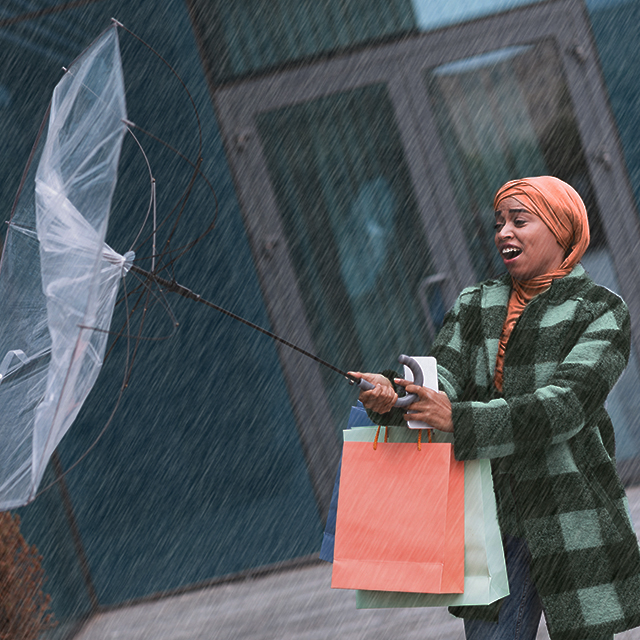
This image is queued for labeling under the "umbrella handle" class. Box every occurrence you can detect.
[353,355,423,408]
[394,355,423,408]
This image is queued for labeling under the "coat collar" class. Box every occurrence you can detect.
[544,263,590,303]
[484,263,589,302]
[479,264,590,378]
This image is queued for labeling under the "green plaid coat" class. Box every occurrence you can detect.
[373,265,640,639]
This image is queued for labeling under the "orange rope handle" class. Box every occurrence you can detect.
[416,428,433,450]
[374,426,429,449]
[373,425,389,449]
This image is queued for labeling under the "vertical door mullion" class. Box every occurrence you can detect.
[214,89,340,520]
[394,67,484,294]
[555,1,640,349]
[384,73,477,305]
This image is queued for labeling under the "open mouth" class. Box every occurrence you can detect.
[501,246,522,261]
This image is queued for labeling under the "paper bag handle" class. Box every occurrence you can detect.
[373,425,431,450]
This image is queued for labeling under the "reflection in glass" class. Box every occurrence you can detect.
[411,0,544,33]
[426,40,606,280]
[257,84,440,427]
[337,177,396,299]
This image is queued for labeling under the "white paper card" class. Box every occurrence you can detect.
[403,356,438,430]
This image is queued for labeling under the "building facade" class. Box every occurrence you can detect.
[2,0,640,634]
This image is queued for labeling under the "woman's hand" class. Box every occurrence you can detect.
[395,379,454,432]
[348,372,398,414]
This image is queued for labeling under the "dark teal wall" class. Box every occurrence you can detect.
[4,0,323,621]
[188,0,416,83]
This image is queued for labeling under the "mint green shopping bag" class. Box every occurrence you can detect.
[344,426,509,609]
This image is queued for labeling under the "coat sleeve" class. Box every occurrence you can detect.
[451,293,630,461]
[428,290,478,404]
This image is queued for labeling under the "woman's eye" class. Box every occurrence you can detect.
[494,222,504,231]
[514,219,526,227]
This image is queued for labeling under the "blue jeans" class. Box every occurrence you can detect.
[464,536,614,640]
[464,535,542,640]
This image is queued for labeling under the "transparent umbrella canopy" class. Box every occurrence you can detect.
[0,23,424,511]
[0,25,133,509]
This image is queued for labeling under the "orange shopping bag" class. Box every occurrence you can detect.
[332,427,464,594]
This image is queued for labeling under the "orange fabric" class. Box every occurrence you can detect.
[332,442,464,593]
[493,177,590,391]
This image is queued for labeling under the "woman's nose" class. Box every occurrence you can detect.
[497,223,513,240]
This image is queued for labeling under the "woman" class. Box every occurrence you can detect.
[352,177,640,640]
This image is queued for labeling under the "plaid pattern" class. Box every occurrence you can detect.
[372,265,640,638]
[432,265,640,638]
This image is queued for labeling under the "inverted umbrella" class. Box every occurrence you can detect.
[0,24,422,510]
[0,26,132,508]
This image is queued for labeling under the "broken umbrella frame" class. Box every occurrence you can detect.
[0,20,423,512]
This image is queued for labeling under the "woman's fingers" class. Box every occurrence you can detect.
[394,378,430,399]
[394,380,454,432]
[345,373,453,426]
[348,371,389,386]
[349,372,398,413]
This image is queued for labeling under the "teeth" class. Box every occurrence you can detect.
[501,247,521,257]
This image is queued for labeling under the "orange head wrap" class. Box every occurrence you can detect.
[492,176,591,391]
[493,175,590,274]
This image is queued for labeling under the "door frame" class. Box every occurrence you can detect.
[211,0,640,505]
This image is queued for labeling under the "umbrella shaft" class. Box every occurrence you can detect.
[129,264,358,384]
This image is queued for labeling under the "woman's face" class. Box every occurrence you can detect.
[494,196,566,280]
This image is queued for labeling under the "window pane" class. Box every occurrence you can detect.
[257,84,442,426]
[425,40,606,281]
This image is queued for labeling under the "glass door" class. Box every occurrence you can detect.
[214,52,476,459]
[213,0,640,488]
[255,84,455,422]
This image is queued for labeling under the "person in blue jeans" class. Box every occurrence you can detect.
[352,177,640,639]
[463,535,542,640]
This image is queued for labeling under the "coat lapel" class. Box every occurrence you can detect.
[480,276,510,381]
